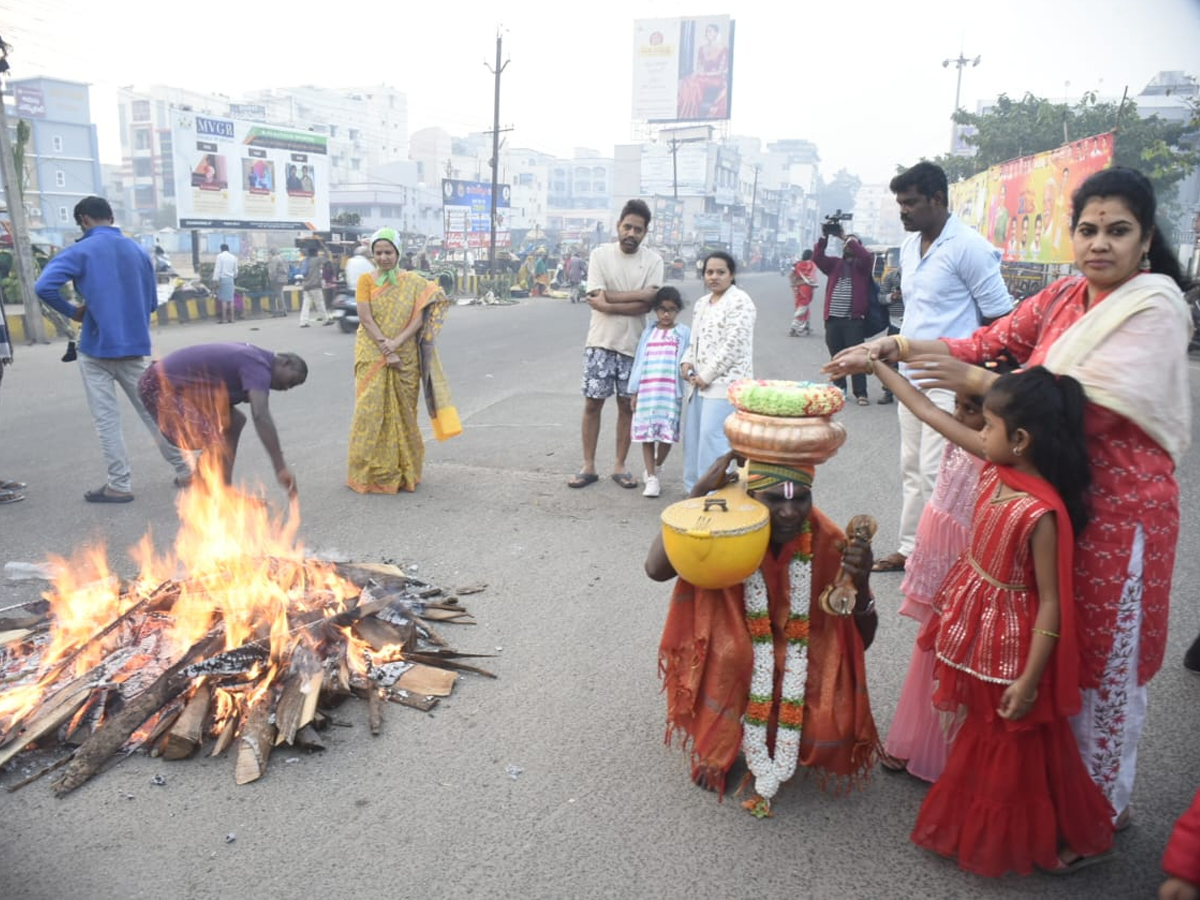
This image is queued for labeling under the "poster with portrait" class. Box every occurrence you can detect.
[171,111,330,230]
[949,132,1114,264]
[441,179,511,250]
[632,15,735,123]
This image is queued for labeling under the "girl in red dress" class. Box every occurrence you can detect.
[907,366,1114,876]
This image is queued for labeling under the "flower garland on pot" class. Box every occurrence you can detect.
[740,522,812,818]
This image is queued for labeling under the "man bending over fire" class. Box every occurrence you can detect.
[138,342,308,495]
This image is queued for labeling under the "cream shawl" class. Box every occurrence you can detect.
[1043,273,1193,465]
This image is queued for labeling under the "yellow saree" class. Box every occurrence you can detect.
[346,271,459,493]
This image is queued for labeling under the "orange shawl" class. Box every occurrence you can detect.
[658,506,879,796]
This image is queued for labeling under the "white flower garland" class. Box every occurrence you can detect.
[740,549,811,817]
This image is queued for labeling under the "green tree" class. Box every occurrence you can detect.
[333,211,361,226]
[921,92,1200,203]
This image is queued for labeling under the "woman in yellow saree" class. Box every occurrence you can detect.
[347,228,460,493]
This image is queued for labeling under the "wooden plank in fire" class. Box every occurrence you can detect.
[234,689,277,785]
[161,684,212,760]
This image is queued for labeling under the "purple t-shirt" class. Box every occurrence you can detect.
[159,342,274,404]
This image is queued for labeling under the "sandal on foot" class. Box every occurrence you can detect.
[879,753,909,773]
[84,486,134,504]
[1042,849,1116,876]
[567,472,600,489]
[872,552,907,572]
[857,396,870,406]
[0,479,27,491]
[1115,808,1132,832]
[0,489,25,504]
[611,472,638,489]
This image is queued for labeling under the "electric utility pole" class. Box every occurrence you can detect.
[484,32,511,278]
[0,36,46,343]
[746,165,760,262]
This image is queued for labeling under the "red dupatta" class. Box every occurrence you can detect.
[993,465,1082,717]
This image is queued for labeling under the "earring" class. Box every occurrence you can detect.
[1013,446,1022,456]
[1139,253,1151,272]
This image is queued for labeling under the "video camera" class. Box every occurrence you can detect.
[821,210,853,237]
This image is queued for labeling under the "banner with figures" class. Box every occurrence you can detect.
[948,132,1114,264]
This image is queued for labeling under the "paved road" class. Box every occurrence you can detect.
[1,273,1198,899]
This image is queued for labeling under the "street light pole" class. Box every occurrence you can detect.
[942,52,981,155]
[746,165,759,263]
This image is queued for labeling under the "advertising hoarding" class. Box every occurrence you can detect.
[170,110,330,231]
[948,132,1114,264]
[632,16,734,123]
[441,179,511,251]
[639,143,709,196]
[650,196,684,248]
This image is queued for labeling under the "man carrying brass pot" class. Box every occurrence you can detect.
[645,451,879,814]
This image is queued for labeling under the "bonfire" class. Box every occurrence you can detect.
[0,463,491,796]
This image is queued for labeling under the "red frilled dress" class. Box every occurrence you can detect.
[910,465,1113,877]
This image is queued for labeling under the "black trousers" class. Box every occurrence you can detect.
[881,323,901,397]
[824,316,868,398]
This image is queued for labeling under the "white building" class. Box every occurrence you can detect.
[853,183,907,248]
[115,83,409,229]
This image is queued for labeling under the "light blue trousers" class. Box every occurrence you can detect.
[78,354,191,493]
[682,392,735,492]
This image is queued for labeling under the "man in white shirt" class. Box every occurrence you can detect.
[343,245,375,293]
[213,243,239,325]
[873,162,1012,572]
[568,199,663,490]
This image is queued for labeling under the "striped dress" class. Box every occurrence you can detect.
[631,326,683,444]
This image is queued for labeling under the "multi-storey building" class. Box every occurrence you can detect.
[3,77,102,245]
[115,83,409,229]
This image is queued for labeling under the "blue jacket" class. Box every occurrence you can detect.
[628,323,691,399]
[35,225,157,358]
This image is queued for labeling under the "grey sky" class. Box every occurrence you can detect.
[3,0,1198,184]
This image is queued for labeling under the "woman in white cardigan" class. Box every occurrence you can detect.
[680,251,756,492]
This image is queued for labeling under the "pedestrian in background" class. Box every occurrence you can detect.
[267,249,290,317]
[788,249,818,337]
[877,266,904,404]
[214,243,238,325]
[34,196,193,502]
[813,227,875,405]
[299,246,329,327]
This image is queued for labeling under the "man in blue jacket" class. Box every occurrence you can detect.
[35,196,193,503]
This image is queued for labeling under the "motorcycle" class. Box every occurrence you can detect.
[330,291,359,333]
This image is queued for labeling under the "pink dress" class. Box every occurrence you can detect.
[883,442,983,781]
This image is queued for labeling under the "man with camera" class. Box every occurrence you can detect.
[812,215,876,405]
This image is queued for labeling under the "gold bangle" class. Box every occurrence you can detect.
[894,335,911,361]
[1032,627,1060,639]
[864,355,875,375]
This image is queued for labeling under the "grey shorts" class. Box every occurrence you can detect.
[581,347,633,399]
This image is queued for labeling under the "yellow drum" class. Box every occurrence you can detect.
[660,484,769,589]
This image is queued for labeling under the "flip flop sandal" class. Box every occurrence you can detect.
[611,472,638,489]
[0,489,25,504]
[1115,808,1133,832]
[0,479,26,491]
[567,472,600,489]
[872,553,907,572]
[84,487,135,504]
[1042,849,1116,876]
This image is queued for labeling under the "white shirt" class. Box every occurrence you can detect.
[344,255,375,293]
[898,214,1012,359]
[214,250,238,280]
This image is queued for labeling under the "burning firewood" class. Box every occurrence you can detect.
[2,476,493,795]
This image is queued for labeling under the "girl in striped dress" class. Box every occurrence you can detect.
[629,287,690,498]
